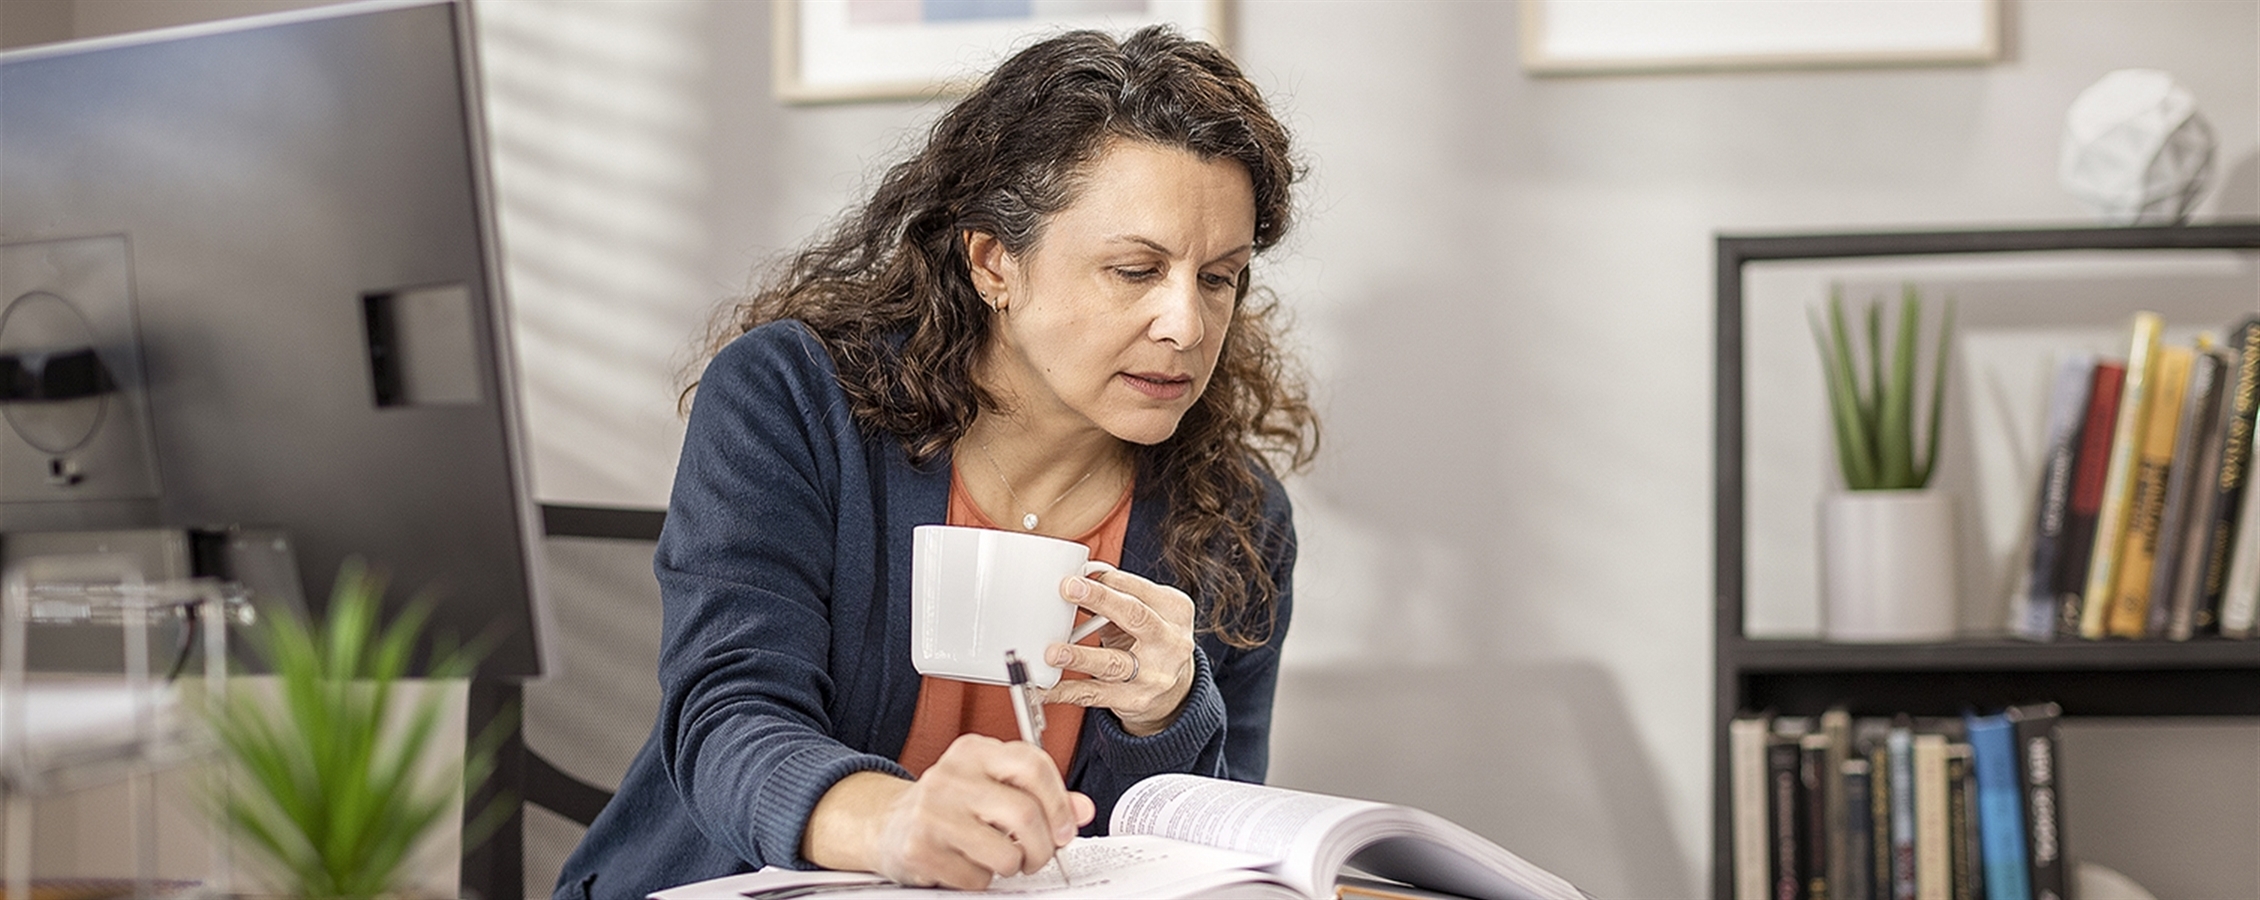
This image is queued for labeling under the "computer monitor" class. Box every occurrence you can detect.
[0,0,551,677]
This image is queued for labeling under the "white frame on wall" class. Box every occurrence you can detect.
[1521,0,2000,76]
[775,0,1229,104]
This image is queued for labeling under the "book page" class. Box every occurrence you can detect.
[1111,774,1379,895]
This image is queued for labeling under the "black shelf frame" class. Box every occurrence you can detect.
[1710,222,2260,899]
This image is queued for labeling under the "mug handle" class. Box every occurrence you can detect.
[1064,560,1115,643]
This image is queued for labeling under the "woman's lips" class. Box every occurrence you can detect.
[1121,371,1192,401]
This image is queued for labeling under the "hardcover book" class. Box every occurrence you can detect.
[2010,704,2066,900]
[1912,734,1949,900]
[1733,715,1774,900]
[2082,312,2164,639]
[2056,360,2128,638]
[2168,345,2240,639]
[1964,712,2030,900]
[1842,758,1874,900]
[2015,354,2098,640]
[2106,343,2194,637]
[2151,346,2225,636]
[2198,316,2260,633]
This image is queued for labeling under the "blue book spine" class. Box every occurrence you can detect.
[1966,712,2032,900]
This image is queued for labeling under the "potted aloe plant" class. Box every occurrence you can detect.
[207,560,510,898]
[1810,284,1959,641]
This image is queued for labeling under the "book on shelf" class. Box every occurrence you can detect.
[1732,715,1774,900]
[1911,734,1949,900]
[2148,344,2225,637]
[2082,312,2164,638]
[2014,353,2099,641]
[1773,728,1809,900]
[650,774,1591,900]
[1820,708,1854,900]
[2105,343,2194,637]
[1886,722,1915,900]
[2166,342,2241,639]
[2221,450,2260,637]
[1842,757,1874,900]
[1801,734,1833,900]
[2201,317,2260,635]
[1945,745,1978,900]
[1964,711,2029,900]
[2009,704,2067,900]
[2055,360,2128,639]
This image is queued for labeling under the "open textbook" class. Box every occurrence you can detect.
[650,774,1590,900]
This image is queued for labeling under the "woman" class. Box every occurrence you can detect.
[557,26,1316,899]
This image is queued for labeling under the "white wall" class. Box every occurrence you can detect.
[13,1,2260,897]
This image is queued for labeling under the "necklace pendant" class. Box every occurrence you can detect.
[1022,513,1039,530]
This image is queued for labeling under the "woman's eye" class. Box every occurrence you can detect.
[1114,266,1160,282]
[1200,272,1238,291]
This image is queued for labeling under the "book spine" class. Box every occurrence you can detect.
[1913,735,1949,900]
[1964,713,2030,900]
[2017,354,2098,640]
[1773,737,1809,900]
[1889,725,1916,900]
[2107,344,2193,637]
[2198,317,2260,632]
[2153,348,2223,637]
[2223,440,2260,636]
[1946,745,1977,900]
[1823,709,1853,900]
[2169,347,2238,639]
[2010,705,2066,900]
[1843,759,1874,900]
[1735,716,1775,900]
[1804,735,1834,900]
[1870,743,1894,900]
[2085,312,2164,638]
[2057,361,2128,638]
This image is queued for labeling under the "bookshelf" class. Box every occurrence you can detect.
[1710,222,2260,899]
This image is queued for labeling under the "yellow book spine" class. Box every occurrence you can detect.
[2082,312,2163,638]
[2107,345,2193,637]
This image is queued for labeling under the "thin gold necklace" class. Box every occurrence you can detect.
[977,438,1105,531]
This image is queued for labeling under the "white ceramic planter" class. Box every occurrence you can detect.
[1820,489,1958,642]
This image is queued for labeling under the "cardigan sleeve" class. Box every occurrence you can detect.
[650,325,911,870]
[1068,469,1297,830]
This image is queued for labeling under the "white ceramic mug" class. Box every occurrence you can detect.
[911,524,1113,687]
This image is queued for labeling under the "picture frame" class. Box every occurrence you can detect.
[1520,0,2001,76]
[775,0,1229,104]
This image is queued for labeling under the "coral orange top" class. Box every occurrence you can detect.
[895,467,1133,778]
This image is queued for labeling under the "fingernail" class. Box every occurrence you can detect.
[1064,577,1088,599]
[1048,646,1071,666]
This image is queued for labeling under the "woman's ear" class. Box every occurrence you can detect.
[962,230,1017,309]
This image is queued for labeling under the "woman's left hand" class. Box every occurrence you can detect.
[1042,567,1196,736]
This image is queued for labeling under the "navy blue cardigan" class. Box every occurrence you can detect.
[555,322,1295,900]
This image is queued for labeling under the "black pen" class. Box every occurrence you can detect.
[1003,650,1073,885]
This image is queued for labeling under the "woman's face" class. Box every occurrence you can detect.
[969,139,1256,445]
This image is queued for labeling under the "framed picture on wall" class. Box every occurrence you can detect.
[776,0,1229,103]
[1521,0,2000,75]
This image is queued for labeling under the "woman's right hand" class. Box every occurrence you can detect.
[802,734,1094,889]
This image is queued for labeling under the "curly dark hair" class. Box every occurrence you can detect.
[700,26,1316,648]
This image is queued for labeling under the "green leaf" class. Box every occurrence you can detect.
[1916,296,1957,488]
[1816,291,1879,488]
[1877,289,1921,487]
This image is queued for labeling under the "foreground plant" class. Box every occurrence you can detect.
[1810,283,1957,490]
[208,560,510,898]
